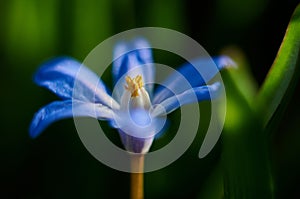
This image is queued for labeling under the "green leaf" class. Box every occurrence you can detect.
[220,46,258,106]
[255,3,300,127]
[221,70,274,199]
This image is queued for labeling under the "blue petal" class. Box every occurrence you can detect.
[113,108,166,138]
[153,56,235,104]
[29,100,114,138]
[116,108,160,153]
[115,108,167,153]
[152,82,222,116]
[112,38,154,100]
[134,38,155,93]
[118,129,154,153]
[34,57,119,109]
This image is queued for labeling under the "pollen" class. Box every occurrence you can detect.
[125,75,144,97]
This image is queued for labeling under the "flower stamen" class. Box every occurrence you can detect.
[125,75,144,97]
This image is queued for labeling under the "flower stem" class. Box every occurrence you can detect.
[130,154,144,199]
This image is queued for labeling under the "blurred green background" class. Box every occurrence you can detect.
[1,0,300,198]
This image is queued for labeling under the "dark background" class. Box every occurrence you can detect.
[1,0,299,198]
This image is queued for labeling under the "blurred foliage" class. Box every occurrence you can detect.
[1,0,300,199]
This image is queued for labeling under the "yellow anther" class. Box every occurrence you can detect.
[125,75,144,97]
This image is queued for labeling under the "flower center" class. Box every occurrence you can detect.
[125,75,144,97]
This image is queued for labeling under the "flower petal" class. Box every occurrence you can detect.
[29,100,114,138]
[118,130,154,154]
[152,82,222,116]
[153,56,235,104]
[112,38,154,100]
[113,109,167,138]
[133,38,155,94]
[113,108,167,153]
[34,57,119,109]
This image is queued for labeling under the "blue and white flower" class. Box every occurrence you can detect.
[30,38,234,153]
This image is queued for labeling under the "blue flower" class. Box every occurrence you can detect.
[30,38,234,153]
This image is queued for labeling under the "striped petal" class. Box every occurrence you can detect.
[152,82,222,116]
[29,100,114,138]
[112,38,154,101]
[34,57,119,109]
[153,56,235,104]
